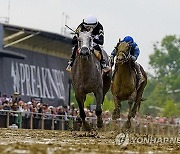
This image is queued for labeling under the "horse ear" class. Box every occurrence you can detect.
[119,38,121,42]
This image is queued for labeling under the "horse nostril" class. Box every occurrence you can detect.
[81,46,88,51]
[81,46,90,56]
[86,51,90,56]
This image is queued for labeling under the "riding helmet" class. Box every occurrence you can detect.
[122,36,134,43]
[83,15,98,28]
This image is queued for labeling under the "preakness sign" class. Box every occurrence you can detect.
[0,47,70,106]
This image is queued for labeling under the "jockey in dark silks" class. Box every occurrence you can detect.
[110,36,144,85]
[66,15,111,73]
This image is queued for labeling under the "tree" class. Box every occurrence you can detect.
[141,35,180,116]
[149,35,180,94]
[141,80,169,115]
[102,96,114,112]
[70,88,95,108]
[162,99,180,117]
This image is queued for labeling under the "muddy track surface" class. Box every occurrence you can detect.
[0,128,179,154]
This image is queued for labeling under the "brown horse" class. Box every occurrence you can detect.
[71,31,112,130]
[111,41,147,129]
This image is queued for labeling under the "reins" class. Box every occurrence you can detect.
[120,51,131,64]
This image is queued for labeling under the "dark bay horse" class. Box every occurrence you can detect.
[111,41,147,129]
[71,31,112,130]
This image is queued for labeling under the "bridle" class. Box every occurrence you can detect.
[78,31,93,58]
[120,50,131,64]
[116,42,131,64]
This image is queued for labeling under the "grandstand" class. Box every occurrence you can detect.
[0,23,72,106]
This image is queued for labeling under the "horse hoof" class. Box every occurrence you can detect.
[124,121,131,129]
[131,112,136,118]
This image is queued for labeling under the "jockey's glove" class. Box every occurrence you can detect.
[130,55,136,61]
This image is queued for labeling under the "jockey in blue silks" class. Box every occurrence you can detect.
[110,36,144,85]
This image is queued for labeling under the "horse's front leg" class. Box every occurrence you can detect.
[94,90,104,128]
[75,94,91,131]
[124,101,134,129]
[112,95,121,120]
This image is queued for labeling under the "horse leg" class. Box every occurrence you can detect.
[112,96,121,120]
[94,90,104,128]
[124,101,134,129]
[75,94,91,131]
[131,71,147,118]
[130,97,141,119]
[131,83,146,118]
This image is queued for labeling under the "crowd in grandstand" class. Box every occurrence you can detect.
[0,93,179,127]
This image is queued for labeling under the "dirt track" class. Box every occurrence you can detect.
[0,128,179,154]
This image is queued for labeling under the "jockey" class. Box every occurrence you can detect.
[66,15,111,73]
[110,36,144,85]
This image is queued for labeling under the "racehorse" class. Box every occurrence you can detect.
[71,31,112,130]
[111,41,147,129]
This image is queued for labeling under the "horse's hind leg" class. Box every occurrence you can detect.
[131,84,146,118]
[75,94,91,131]
[112,96,121,120]
[94,90,103,128]
[131,76,147,118]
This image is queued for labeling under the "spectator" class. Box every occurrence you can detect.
[2,101,10,110]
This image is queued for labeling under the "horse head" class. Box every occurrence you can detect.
[116,41,131,64]
[78,31,93,57]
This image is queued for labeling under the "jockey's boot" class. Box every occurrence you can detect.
[101,59,111,73]
[66,58,74,72]
[135,62,144,88]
